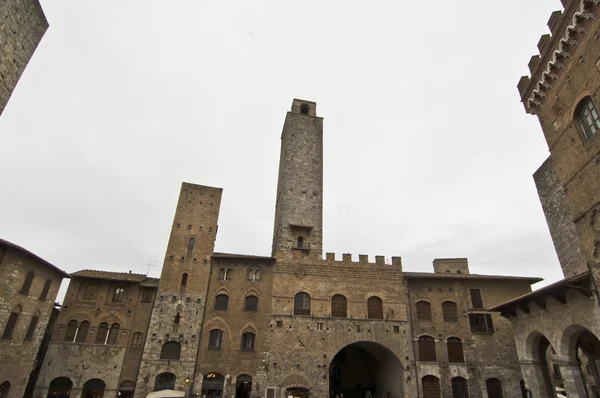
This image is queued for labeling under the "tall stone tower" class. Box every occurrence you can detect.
[271,99,323,260]
[135,183,222,398]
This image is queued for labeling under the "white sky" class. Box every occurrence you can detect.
[0,0,566,301]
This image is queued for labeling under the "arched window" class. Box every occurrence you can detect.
[241,330,256,352]
[96,322,109,344]
[20,271,34,295]
[0,381,10,398]
[180,273,188,294]
[160,341,181,360]
[245,295,258,312]
[82,284,96,301]
[64,320,78,342]
[174,313,181,324]
[154,373,176,391]
[447,337,464,363]
[486,378,503,398]
[25,311,40,340]
[107,323,120,345]
[75,321,90,343]
[209,329,223,351]
[219,268,226,280]
[418,335,436,362]
[367,296,383,319]
[188,237,195,250]
[40,279,51,300]
[255,270,260,281]
[297,236,304,248]
[236,375,252,398]
[416,301,432,321]
[215,294,229,311]
[442,301,458,322]
[331,295,347,318]
[2,305,21,339]
[82,379,105,398]
[575,96,600,140]
[300,103,309,114]
[452,377,469,398]
[131,332,144,349]
[112,287,124,303]
[226,268,232,280]
[422,376,441,398]
[248,269,261,281]
[294,292,311,316]
[47,377,72,398]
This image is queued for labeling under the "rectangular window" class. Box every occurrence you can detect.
[317,323,323,330]
[2,312,19,339]
[266,388,276,398]
[393,325,400,333]
[276,320,283,328]
[468,313,494,334]
[355,325,363,332]
[141,288,153,303]
[24,316,39,340]
[470,289,484,309]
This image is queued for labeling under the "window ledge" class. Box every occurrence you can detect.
[292,246,310,252]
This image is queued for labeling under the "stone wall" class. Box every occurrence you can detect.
[0,0,48,116]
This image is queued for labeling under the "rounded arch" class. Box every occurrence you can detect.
[570,90,595,121]
[47,377,72,398]
[82,379,106,398]
[154,372,176,391]
[0,381,10,398]
[279,372,311,390]
[329,341,403,397]
[12,304,22,313]
[204,316,233,341]
[160,341,181,360]
[560,324,600,362]
[294,292,311,316]
[20,271,35,294]
[367,296,383,319]
[235,374,252,398]
[96,310,127,326]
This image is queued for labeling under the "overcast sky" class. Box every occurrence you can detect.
[0,0,565,300]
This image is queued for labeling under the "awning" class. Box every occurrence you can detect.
[146,390,185,398]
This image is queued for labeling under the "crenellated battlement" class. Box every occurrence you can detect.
[517,0,599,114]
[317,253,402,269]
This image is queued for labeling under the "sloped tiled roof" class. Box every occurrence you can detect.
[0,238,70,277]
[403,272,542,283]
[140,277,160,287]
[70,269,158,287]
[212,252,275,260]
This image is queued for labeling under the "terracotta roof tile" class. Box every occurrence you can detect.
[71,269,150,283]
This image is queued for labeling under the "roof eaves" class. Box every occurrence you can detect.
[0,238,70,278]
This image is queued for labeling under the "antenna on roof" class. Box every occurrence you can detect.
[141,260,157,275]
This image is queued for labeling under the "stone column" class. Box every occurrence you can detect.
[519,360,554,398]
[556,361,589,398]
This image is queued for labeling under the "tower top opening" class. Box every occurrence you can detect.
[291,99,317,117]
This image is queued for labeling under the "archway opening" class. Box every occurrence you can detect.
[286,387,309,398]
[154,373,176,391]
[574,330,600,396]
[235,375,252,398]
[119,381,135,398]
[47,377,72,398]
[202,373,224,398]
[531,333,561,397]
[82,379,105,398]
[329,341,403,398]
[0,382,10,398]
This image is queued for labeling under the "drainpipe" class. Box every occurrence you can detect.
[405,278,420,398]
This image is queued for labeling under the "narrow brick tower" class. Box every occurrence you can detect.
[135,183,222,398]
[271,99,324,260]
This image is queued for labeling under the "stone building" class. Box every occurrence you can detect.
[0,0,48,116]
[0,238,69,398]
[33,270,159,398]
[491,0,600,397]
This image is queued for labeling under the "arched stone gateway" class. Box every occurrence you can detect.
[329,341,403,398]
[201,373,224,398]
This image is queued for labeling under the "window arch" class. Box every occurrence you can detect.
[367,296,383,319]
[112,287,124,303]
[486,378,503,398]
[416,301,432,321]
[245,295,258,312]
[82,284,96,301]
[248,269,261,281]
[331,295,347,318]
[209,329,223,351]
[64,320,78,342]
[418,335,436,362]
[154,373,176,391]
[180,273,188,294]
[40,279,51,300]
[107,323,120,345]
[160,341,181,360]
[188,237,195,251]
[452,377,469,398]
[241,329,256,351]
[447,337,464,363]
[96,322,109,344]
[422,375,441,398]
[575,96,600,140]
[2,305,21,339]
[82,379,105,398]
[215,294,229,311]
[20,271,34,295]
[442,301,458,322]
[131,332,144,349]
[25,310,40,340]
[75,321,90,343]
[47,377,72,398]
[220,268,231,281]
[294,292,310,316]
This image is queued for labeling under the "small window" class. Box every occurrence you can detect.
[245,295,258,312]
[418,336,436,362]
[331,295,347,318]
[297,236,304,248]
[317,322,323,330]
[447,337,465,363]
[442,301,458,322]
[469,314,494,334]
[2,306,21,339]
[174,313,181,324]
[209,329,223,351]
[575,97,600,140]
[188,237,195,250]
[355,325,363,332]
[393,325,400,333]
[96,322,109,344]
[452,377,469,398]
[300,103,309,114]
[160,341,181,359]
[141,288,153,303]
[75,321,89,343]
[367,296,383,319]
[219,268,226,280]
[294,292,311,316]
[225,269,231,280]
[416,301,432,321]
[20,271,34,295]
[422,376,441,398]
[276,320,283,328]
[112,287,125,303]
[107,323,120,345]
[180,273,188,294]
[241,331,255,351]
[82,285,96,301]
[248,269,261,282]
[40,279,51,300]
[64,320,78,342]
[470,289,483,309]
[486,378,504,398]
[215,294,229,311]
[25,313,40,340]
[131,332,144,349]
